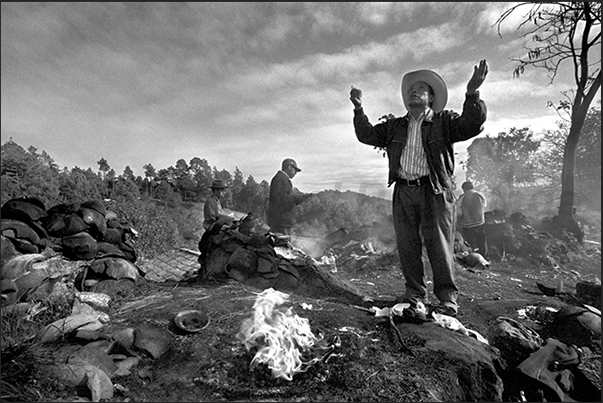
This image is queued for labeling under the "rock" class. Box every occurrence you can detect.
[0,253,51,303]
[461,252,490,270]
[0,278,18,305]
[14,266,50,301]
[486,316,543,368]
[78,207,107,239]
[77,291,111,309]
[395,321,505,401]
[89,278,137,298]
[82,366,114,401]
[1,197,47,221]
[133,323,172,359]
[1,235,20,266]
[576,281,601,310]
[62,232,98,260]
[112,328,136,350]
[546,305,601,348]
[1,253,46,280]
[38,363,97,387]
[67,345,118,378]
[113,356,140,377]
[36,305,109,343]
[81,200,107,217]
[90,257,140,281]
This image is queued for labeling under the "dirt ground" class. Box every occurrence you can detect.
[3,208,600,402]
[37,237,597,403]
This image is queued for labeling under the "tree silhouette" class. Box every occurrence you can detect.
[536,102,602,211]
[495,2,601,240]
[97,157,110,180]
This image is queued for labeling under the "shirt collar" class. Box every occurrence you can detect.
[279,170,292,181]
[405,107,434,122]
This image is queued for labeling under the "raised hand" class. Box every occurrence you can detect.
[350,85,363,109]
[467,59,488,93]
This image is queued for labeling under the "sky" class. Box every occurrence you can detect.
[2,2,601,199]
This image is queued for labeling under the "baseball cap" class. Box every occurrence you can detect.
[282,158,301,172]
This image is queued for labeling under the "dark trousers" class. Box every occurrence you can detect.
[392,183,458,308]
[461,225,488,259]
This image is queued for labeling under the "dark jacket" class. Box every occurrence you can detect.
[353,92,487,195]
[267,170,303,229]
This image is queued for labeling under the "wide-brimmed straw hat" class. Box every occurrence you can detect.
[401,69,448,113]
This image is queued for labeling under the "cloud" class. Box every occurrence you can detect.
[4,2,590,199]
[476,2,525,36]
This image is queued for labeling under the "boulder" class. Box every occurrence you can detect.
[89,257,140,281]
[486,316,543,369]
[133,323,172,359]
[62,232,98,260]
[1,197,47,221]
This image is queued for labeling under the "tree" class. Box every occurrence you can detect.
[496,2,601,240]
[154,180,181,208]
[464,127,541,212]
[188,157,212,201]
[536,102,602,211]
[232,175,268,216]
[122,165,136,182]
[97,157,110,180]
[59,167,103,203]
[1,139,62,206]
[105,168,116,199]
[142,163,157,198]
[112,176,141,202]
[229,166,245,207]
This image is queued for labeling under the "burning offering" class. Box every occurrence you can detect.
[237,288,338,381]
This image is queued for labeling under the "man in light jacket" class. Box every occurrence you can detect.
[457,181,488,259]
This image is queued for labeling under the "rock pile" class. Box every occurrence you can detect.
[1,197,144,305]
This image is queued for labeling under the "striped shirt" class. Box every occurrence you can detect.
[397,109,432,180]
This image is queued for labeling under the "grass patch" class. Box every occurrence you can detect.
[1,294,74,402]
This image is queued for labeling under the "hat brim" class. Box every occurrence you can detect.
[401,69,448,113]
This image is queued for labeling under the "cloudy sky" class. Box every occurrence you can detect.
[2,3,600,199]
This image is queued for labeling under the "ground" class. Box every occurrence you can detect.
[2,216,601,402]
[39,239,601,402]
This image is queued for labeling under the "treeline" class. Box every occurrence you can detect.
[464,102,601,214]
[0,139,393,257]
[0,140,270,214]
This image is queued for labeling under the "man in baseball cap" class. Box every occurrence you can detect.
[349,60,489,320]
[281,158,302,172]
[267,158,311,235]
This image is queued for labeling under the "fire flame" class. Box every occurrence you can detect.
[237,288,335,381]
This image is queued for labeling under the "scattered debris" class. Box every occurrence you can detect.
[173,309,210,333]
